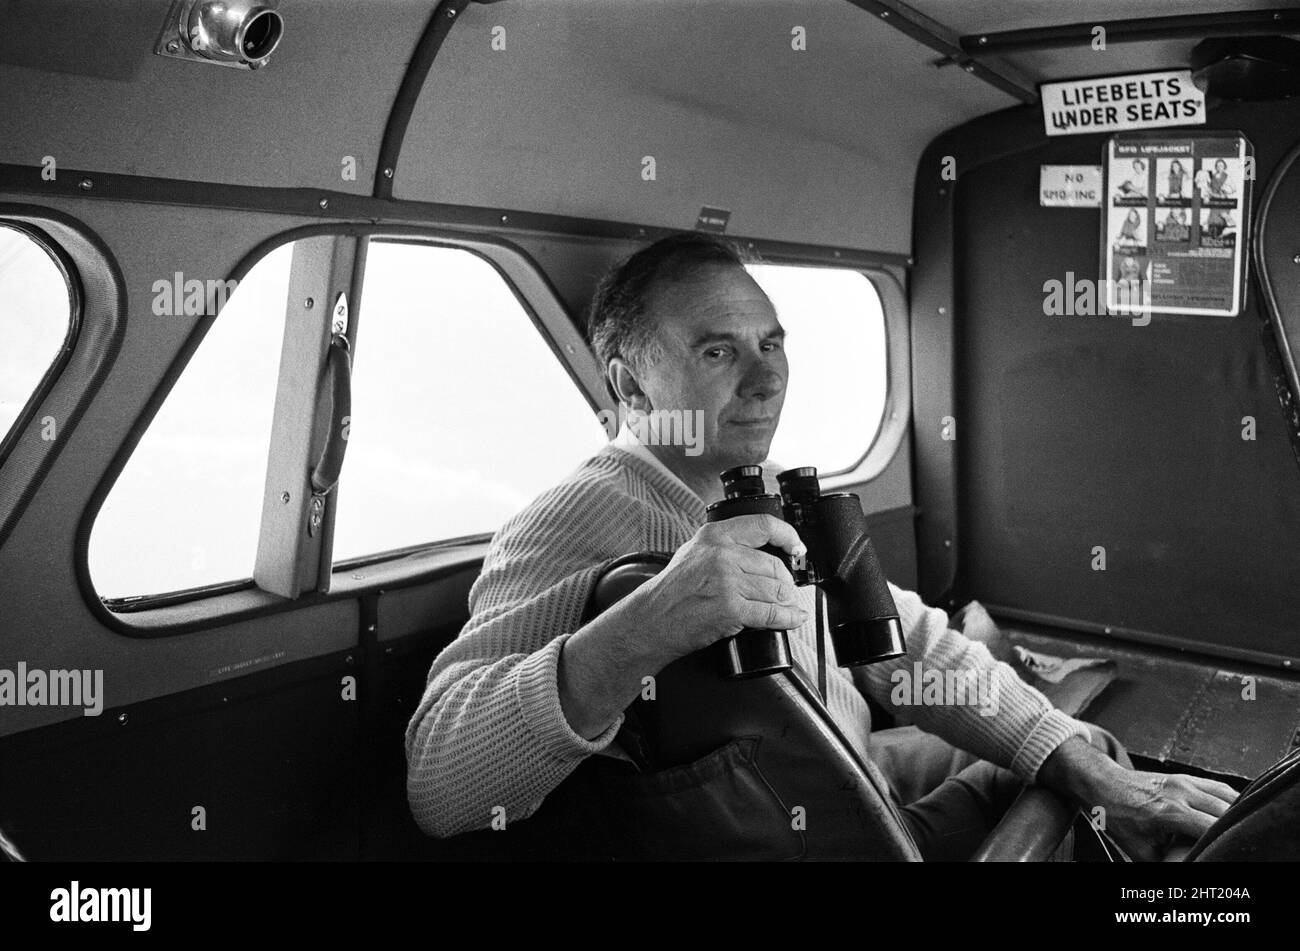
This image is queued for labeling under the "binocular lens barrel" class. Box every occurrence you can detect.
[830,617,907,667]
[719,628,794,679]
[796,490,906,667]
[719,464,767,499]
[705,464,907,677]
[705,485,795,679]
[776,466,821,507]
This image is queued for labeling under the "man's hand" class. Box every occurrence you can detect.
[1039,736,1239,861]
[558,514,809,739]
[634,514,809,656]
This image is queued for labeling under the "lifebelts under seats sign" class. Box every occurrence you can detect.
[1041,70,1206,136]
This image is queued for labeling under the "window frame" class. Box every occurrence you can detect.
[824,266,910,490]
[745,260,911,491]
[88,225,611,630]
[85,224,911,637]
[0,220,83,471]
[327,235,612,566]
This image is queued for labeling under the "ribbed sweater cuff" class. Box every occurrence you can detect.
[1009,708,1092,782]
[515,632,624,761]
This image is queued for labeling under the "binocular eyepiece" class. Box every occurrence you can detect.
[705,465,907,679]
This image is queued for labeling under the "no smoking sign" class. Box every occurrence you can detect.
[1040,165,1102,207]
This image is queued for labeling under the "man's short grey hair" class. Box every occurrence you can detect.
[586,232,757,389]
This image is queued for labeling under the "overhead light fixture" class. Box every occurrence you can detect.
[154,0,284,71]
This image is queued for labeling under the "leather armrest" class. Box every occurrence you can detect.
[969,785,1077,862]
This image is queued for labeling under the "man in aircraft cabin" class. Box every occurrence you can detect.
[405,232,1237,860]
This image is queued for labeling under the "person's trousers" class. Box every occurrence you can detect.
[867,722,1131,861]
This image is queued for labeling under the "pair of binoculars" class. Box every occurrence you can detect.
[705,465,906,679]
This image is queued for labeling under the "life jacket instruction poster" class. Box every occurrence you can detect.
[1101,132,1252,317]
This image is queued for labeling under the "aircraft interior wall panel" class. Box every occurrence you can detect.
[395,0,1016,254]
[0,196,353,738]
[904,0,1289,36]
[0,0,424,194]
[952,96,1300,662]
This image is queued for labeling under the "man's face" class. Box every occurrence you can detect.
[634,264,787,474]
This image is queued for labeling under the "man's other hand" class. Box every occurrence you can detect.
[1040,736,1239,861]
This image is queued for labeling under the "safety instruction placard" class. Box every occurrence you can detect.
[1101,132,1252,317]
[1042,70,1205,136]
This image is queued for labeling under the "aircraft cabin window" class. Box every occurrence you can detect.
[85,242,883,602]
[746,264,888,476]
[0,225,76,459]
[88,242,293,600]
[331,241,608,561]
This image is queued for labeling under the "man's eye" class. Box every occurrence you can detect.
[761,340,783,352]
[703,347,728,360]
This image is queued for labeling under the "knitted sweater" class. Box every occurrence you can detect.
[405,444,1089,838]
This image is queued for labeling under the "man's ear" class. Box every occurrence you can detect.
[608,358,653,412]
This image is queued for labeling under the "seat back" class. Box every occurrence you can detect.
[560,552,921,861]
[1186,746,1300,861]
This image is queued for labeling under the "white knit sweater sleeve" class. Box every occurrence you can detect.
[404,463,648,838]
[405,573,622,837]
[855,584,1091,781]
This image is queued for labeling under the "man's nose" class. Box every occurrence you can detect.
[739,355,785,401]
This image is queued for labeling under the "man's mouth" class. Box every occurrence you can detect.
[728,417,775,428]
